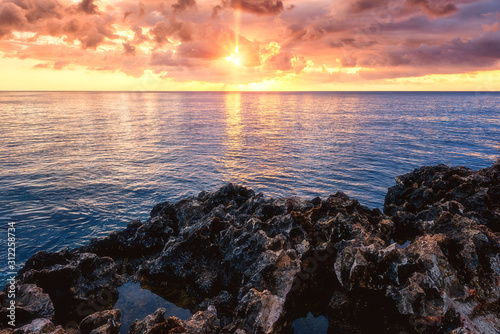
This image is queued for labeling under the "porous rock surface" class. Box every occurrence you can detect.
[1,161,499,333]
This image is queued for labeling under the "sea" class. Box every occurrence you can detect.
[0,91,498,331]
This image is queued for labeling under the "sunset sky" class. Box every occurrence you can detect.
[0,0,499,91]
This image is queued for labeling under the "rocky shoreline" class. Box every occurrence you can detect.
[1,161,499,334]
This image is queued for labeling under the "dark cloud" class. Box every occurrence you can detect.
[0,0,118,49]
[149,50,192,67]
[326,39,345,48]
[0,2,25,37]
[123,10,133,21]
[122,41,136,55]
[138,2,145,17]
[131,24,148,44]
[150,18,191,45]
[270,51,292,70]
[150,50,177,66]
[348,0,458,17]
[359,30,500,68]
[0,0,63,38]
[172,0,196,12]
[53,60,68,69]
[214,0,284,16]
[78,0,98,14]
[33,62,49,68]
[351,0,381,13]
[9,0,63,23]
[342,56,358,67]
[150,21,172,44]
[80,28,104,48]
[177,39,227,59]
[406,0,458,17]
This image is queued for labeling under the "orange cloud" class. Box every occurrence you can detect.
[0,0,499,90]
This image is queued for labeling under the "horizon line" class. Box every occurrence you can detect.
[1,90,499,93]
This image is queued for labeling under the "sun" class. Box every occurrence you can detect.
[226,46,242,66]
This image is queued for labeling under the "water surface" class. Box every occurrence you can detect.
[0,92,498,283]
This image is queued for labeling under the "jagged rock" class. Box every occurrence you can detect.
[16,251,120,325]
[0,284,55,329]
[182,305,219,333]
[16,284,55,321]
[12,318,64,334]
[79,309,121,334]
[128,308,185,334]
[0,162,498,334]
[385,160,500,233]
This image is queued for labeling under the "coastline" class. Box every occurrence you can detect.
[1,161,499,333]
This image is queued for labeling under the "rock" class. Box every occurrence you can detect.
[16,251,120,326]
[385,160,500,233]
[1,162,499,334]
[128,308,185,334]
[0,284,55,328]
[16,284,55,320]
[79,309,121,334]
[182,305,219,333]
[12,318,64,334]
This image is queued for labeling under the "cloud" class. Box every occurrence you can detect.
[0,2,26,37]
[177,39,227,59]
[0,0,119,49]
[406,0,458,17]
[359,30,500,70]
[172,0,196,12]
[150,18,192,45]
[53,60,68,69]
[342,56,358,67]
[0,0,498,86]
[18,0,63,23]
[265,50,293,70]
[80,28,104,48]
[482,21,499,31]
[131,24,148,44]
[32,60,68,69]
[122,41,136,55]
[123,10,133,21]
[78,0,98,14]
[350,0,381,13]
[150,50,179,66]
[348,0,459,17]
[214,0,284,16]
[33,62,49,68]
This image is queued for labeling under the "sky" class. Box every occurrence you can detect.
[0,0,499,91]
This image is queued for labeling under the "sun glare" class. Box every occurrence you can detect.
[226,46,242,66]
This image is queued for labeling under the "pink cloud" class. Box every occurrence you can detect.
[0,0,498,85]
[483,21,499,31]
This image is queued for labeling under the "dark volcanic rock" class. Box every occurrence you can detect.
[0,284,55,328]
[14,250,120,326]
[1,162,499,334]
[12,318,64,334]
[385,160,500,233]
[78,309,121,334]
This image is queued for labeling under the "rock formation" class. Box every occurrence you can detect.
[1,161,499,333]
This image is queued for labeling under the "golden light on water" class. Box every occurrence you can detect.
[221,92,244,181]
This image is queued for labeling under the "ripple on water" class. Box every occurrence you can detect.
[0,91,498,282]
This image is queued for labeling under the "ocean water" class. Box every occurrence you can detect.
[0,91,498,287]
